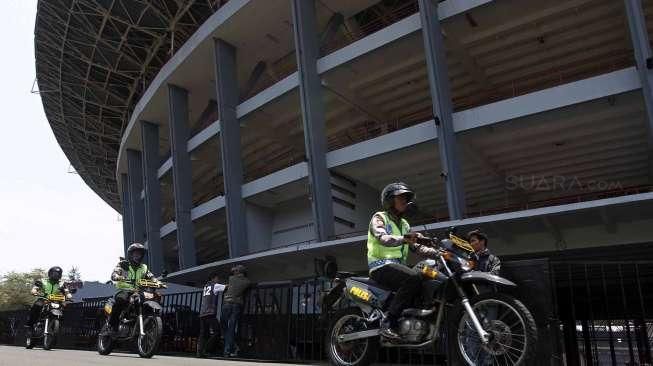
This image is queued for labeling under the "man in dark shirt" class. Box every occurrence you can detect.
[221,264,252,357]
[197,271,225,358]
[468,229,501,275]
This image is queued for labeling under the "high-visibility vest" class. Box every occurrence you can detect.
[41,279,61,296]
[367,211,410,264]
[116,264,148,290]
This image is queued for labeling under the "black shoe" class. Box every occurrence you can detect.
[380,319,401,340]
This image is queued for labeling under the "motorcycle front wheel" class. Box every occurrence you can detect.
[326,308,378,366]
[97,323,114,355]
[137,315,162,358]
[43,319,59,350]
[449,293,537,366]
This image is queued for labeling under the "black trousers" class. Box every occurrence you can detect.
[197,315,221,356]
[370,263,422,320]
[27,299,46,326]
[109,290,132,328]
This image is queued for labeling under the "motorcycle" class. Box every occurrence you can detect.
[25,291,73,350]
[97,279,166,358]
[322,229,538,366]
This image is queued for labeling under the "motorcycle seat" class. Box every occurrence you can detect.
[350,277,394,291]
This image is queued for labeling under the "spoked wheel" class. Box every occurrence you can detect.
[97,323,114,355]
[326,308,377,366]
[43,319,59,350]
[137,316,162,358]
[452,293,537,366]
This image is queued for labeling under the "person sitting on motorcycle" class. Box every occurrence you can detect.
[467,229,501,275]
[368,182,439,340]
[106,243,158,335]
[25,266,72,335]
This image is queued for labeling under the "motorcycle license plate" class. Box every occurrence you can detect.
[48,294,65,302]
[349,286,371,302]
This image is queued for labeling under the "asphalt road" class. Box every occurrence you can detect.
[0,345,311,366]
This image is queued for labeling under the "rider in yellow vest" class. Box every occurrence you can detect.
[107,243,158,334]
[368,182,438,340]
[25,266,72,336]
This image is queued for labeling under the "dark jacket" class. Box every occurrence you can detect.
[223,274,252,305]
[476,248,501,275]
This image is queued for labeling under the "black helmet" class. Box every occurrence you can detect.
[47,266,63,282]
[127,243,146,266]
[381,182,415,210]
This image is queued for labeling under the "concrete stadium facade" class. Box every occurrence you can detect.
[36,0,653,285]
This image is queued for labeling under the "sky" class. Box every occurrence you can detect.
[0,1,123,282]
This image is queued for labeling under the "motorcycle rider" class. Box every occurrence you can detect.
[25,266,72,336]
[367,182,439,340]
[105,243,158,335]
[467,229,501,275]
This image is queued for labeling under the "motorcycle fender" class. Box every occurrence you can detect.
[321,281,345,310]
[143,301,162,314]
[50,309,63,317]
[459,271,517,287]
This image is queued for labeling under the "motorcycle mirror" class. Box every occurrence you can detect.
[161,269,168,279]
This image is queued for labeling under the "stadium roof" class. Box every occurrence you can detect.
[34,0,223,210]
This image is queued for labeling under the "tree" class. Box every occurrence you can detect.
[0,269,46,311]
[66,266,82,283]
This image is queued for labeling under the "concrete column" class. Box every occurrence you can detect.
[168,84,197,269]
[141,121,164,275]
[214,38,248,258]
[120,173,132,255]
[127,149,146,243]
[624,0,653,178]
[291,0,335,241]
[418,0,466,219]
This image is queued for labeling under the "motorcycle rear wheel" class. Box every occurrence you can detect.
[326,308,378,366]
[137,315,162,358]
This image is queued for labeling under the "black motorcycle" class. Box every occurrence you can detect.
[25,292,71,350]
[322,230,538,366]
[97,279,166,358]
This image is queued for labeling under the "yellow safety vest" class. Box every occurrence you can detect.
[367,211,410,264]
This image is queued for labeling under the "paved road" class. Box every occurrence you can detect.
[0,346,311,366]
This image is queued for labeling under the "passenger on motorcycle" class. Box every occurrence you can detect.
[105,243,159,335]
[25,266,72,336]
[367,182,439,340]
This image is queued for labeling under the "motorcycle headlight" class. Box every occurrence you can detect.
[143,292,154,300]
[51,303,60,309]
[460,258,476,272]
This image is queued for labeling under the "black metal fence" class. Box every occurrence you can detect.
[2,260,651,365]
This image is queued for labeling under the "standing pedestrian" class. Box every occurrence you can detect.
[221,264,252,357]
[197,271,225,358]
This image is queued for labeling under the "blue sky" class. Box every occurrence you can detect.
[0,1,123,281]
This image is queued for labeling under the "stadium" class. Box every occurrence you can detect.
[33,0,653,363]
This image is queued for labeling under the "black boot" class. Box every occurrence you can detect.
[380,317,401,340]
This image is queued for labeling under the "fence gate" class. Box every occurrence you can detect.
[553,261,653,366]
